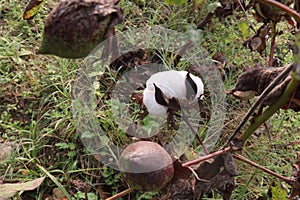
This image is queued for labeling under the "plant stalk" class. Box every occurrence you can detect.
[269,21,276,67]
[260,0,300,23]
[182,112,209,155]
[233,154,294,184]
[182,146,240,167]
[106,188,134,200]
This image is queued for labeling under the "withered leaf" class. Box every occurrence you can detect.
[70,179,91,192]
[162,153,237,199]
[243,24,269,54]
[161,159,197,199]
[252,0,293,23]
[230,65,300,111]
[194,153,237,200]
[0,177,45,200]
[23,0,46,20]
[232,90,256,100]
[197,0,245,29]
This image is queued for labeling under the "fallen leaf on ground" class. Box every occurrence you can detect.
[0,177,45,200]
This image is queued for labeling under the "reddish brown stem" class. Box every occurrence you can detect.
[269,22,276,67]
[233,154,294,184]
[182,146,239,167]
[106,188,134,200]
[260,0,300,23]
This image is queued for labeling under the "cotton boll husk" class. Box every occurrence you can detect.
[119,141,174,191]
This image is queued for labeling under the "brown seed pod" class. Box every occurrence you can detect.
[39,0,123,58]
[119,141,174,192]
[230,65,300,111]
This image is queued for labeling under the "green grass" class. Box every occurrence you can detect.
[0,0,298,199]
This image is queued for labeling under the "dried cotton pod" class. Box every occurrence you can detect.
[39,0,123,58]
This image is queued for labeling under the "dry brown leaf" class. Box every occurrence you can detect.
[230,65,300,111]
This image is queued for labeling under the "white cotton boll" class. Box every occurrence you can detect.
[143,70,182,116]
[143,86,168,115]
[143,70,204,116]
[177,71,204,99]
[146,70,186,99]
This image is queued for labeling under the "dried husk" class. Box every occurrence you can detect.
[39,0,123,58]
[230,65,300,111]
[162,153,237,200]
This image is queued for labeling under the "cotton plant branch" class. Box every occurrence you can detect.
[106,188,134,200]
[183,67,300,167]
[269,21,277,67]
[186,65,300,167]
[259,0,300,67]
[224,0,300,145]
[260,0,300,23]
[182,111,210,155]
[232,154,294,184]
[182,146,240,167]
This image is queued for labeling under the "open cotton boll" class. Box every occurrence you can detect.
[146,70,186,99]
[143,71,182,115]
[143,70,204,116]
[143,86,169,115]
[177,71,204,99]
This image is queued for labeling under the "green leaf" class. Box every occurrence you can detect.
[23,0,46,20]
[0,177,45,200]
[19,50,33,57]
[207,1,222,13]
[55,142,69,150]
[194,0,204,8]
[270,181,289,200]
[68,143,76,150]
[183,24,204,43]
[238,21,249,40]
[73,191,99,200]
[165,0,187,5]
[81,131,95,139]
[67,150,77,158]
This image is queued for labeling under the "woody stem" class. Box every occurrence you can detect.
[233,154,294,184]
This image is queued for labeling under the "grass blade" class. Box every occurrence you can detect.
[36,164,72,200]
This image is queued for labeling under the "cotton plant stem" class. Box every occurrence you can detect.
[224,63,294,148]
[269,21,276,67]
[260,0,300,23]
[239,74,300,142]
[182,112,209,155]
[106,188,134,200]
[182,146,240,167]
[232,154,294,184]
